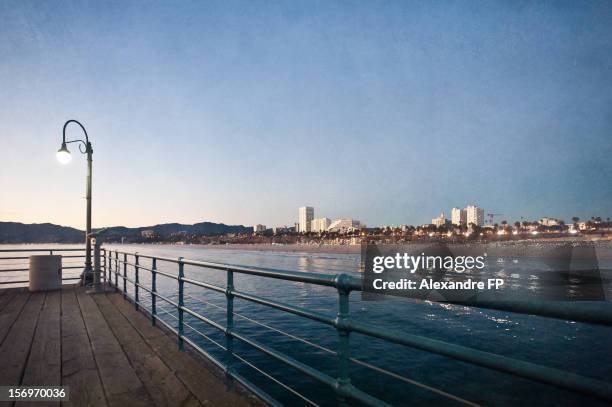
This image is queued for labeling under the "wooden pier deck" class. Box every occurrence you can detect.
[0,286,259,407]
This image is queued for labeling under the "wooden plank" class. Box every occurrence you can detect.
[76,289,153,407]
[0,292,45,386]
[0,288,20,319]
[16,290,61,407]
[61,288,107,407]
[0,288,8,307]
[93,293,201,407]
[0,289,29,346]
[107,293,256,407]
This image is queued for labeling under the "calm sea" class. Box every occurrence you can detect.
[2,243,612,406]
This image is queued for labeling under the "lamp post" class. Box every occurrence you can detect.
[56,119,93,285]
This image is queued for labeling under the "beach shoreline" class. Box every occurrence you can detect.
[133,238,612,259]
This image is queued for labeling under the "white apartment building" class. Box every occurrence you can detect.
[141,229,155,238]
[310,218,331,233]
[466,205,484,226]
[272,226,288,234]
[328,219,361,233]
[298,206,314,233]
[451,207,467,226]
[432,213,446,227]
[253,224,266,233]
[539,217,560,226]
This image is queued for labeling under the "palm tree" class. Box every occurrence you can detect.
[572,217,579,223]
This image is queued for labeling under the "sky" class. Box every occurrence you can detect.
[0,0,611,229]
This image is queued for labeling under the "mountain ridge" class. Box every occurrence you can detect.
[0,221,253,243]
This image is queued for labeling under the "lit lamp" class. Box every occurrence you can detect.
[56,142,72,164]
[56,119,93,284]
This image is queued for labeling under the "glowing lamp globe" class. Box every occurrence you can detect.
[56,143,72,164]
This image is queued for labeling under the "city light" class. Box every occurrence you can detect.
[531,230,539,235]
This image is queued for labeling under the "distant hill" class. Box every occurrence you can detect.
[100,221,252,238]
[0,221,253,243]
[0,222,84,243]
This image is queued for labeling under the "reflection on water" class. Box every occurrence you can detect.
[1,243,612,406]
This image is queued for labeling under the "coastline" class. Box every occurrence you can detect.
[168,239,612,260]
[174,243,362,254]
[4,238,612,259]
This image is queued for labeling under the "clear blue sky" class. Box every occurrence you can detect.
[1,1,611,228]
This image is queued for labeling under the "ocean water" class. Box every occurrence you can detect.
[2,243,612,406]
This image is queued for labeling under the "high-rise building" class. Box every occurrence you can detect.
[310,218,331,233]
[432,213,446,227]
[451,208,467,226]
[298,206,314,233]
[466,205,484,227]
[253,224,266,233]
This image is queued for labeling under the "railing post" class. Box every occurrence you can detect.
[114,252,118,289]
[106,251,111,287]
[123,253,127,299]
[102,249,107,283]
[178,258,184,351]
[151,258,157,326]
[93,240,101,287]
[134,254,140,311]
[225,269,235,378]
[335,274,352,406]
[107,251,112,286]
[100,248,108,284]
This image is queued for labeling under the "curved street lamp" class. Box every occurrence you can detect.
[57,119,93,284]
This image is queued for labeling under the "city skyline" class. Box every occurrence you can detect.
[3,200,608,232]
[1,1,611,229]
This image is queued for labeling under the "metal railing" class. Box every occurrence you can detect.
[0,248,100,286]
[104,249,612,406]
